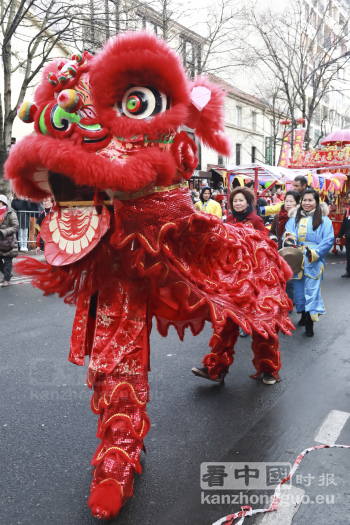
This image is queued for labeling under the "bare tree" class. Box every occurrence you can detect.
[195,0,246,76]
[0,0,78,193]
[0,0,248,193]
[245,0,350,151]
[251,77,290,165]
[77,0,246,78]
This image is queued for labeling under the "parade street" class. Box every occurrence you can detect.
[1,250,350,525]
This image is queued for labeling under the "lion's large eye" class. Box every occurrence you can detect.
[118,86,167,119]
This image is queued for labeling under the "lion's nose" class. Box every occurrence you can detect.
[57,89,82,113]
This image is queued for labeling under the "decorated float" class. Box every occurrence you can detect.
[211,126,350,250]
[289,128,350,254]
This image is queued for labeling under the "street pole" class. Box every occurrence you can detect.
[254,167,259,197]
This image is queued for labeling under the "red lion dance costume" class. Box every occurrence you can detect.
[6,33,294,519]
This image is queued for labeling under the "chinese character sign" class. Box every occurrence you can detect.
[291,147,350,168]
[279,131,292,167]
[293,130,305,157]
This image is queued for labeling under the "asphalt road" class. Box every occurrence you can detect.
[1,250,350,525]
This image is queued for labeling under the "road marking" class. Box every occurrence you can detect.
[2,277,32,286]
[314,410,350,445]
[255,410,350,524]
[10,278,32,285]
[259,486,305,524]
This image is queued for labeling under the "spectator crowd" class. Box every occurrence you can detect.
[0,194,53,287]
[0,176,349,326]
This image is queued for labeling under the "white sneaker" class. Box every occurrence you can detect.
[191,366,226,384]
[239,328,249,338]
[262,372,277,385]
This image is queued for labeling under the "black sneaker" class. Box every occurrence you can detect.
[239,328,249,338]
[262,372,277,385]
[305,312,314,337]
[191,367,225,384]
[341,273,350,278]
[297,311,306,326]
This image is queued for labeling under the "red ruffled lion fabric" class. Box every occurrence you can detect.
[17,187,293,343]
[111,187,294,340]
[8,32,293,521]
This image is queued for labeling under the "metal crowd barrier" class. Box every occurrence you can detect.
[15,210,41,251]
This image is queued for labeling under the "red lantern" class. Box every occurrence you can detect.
[281,119,291,126]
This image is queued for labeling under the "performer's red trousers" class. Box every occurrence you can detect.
[203,317,281,382]
[69,272,281,518]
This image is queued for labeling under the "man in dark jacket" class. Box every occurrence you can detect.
[0,194,19,286]
[336,190,350,278]
[11,196,31,251]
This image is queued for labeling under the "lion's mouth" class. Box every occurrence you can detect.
[48,172,108,203]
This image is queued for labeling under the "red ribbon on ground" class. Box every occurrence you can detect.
[212,444,350,525]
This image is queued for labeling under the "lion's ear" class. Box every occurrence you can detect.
[184,76,231,157]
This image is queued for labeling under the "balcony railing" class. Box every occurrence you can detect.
[324,35,332,50]
[322,93,330,105]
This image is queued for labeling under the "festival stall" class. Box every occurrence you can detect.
[288,129,350,254]
[224,162,309,195]
[222,163,310,220]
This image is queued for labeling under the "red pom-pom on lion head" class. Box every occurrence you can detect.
[5,31,231,200]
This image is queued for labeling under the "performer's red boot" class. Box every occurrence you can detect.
[197,318,240,381]
[250,330,281,382]
[196,320,281,384]
[87,368,150,519]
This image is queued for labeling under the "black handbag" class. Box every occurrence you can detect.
[0,233,15,251]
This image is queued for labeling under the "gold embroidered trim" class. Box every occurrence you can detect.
[97,477,124,498]
[58,183,189,207]
[58,200,111,207]
[304,264,324,280]
[92,381,146,412]
[102,414,147,438]
[96,445,135,463]
[113,182,188,201]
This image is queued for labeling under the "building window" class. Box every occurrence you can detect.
[236,106,242,126]
[252,112,256,131]
[146,20,157,33]
[251,146,256,163]
[181,38,201,79]
[302,64,308,80]
[310,9,316,28]
[265,137,273,165]
[218,155,224,166]
[236,144,241,165]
